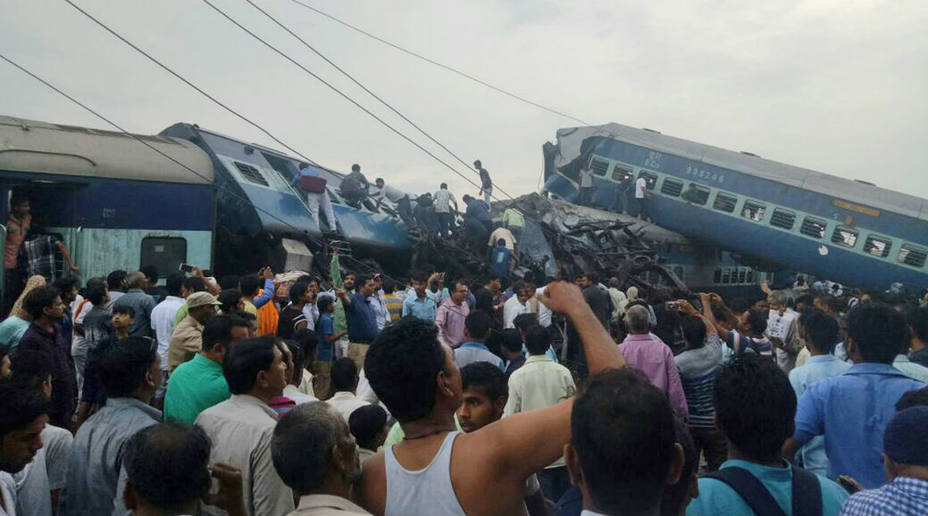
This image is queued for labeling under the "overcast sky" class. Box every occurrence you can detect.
[1,0,926,199]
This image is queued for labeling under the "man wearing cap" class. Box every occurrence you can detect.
[167,291,219,371]
[839,406,928,516]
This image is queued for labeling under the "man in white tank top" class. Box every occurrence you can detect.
[359,282,627,516]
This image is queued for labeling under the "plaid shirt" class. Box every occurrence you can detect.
[840,477,928,516]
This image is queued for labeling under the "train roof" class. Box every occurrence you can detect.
[553,123,928,223]
[0,116,214,184]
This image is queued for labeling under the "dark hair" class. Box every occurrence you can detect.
[461,362,507,402]
[847,303,907,363]
[332,357,358,392]
[10,195,29,208]
[52,276,79,296]
[218,289,243,314]
[907,306,928,344]
[715,354,795,461]
[352,163,360,172]
[203,315,248,352]
[464,310,491,341]
[355,275,373,289]
[293,329,318,363]
[0,384,50,438]
[86,279,108,306]
[745,309,768,335]
[440,182,447,189]
[98,337,158,398]
[10,350,53,391]
[140,265,159,284]
[523,325,550,355]
[411,270,428,283]
[512,313,538,332]
[795,293,815,310]
[660,417,698,516]
[223,335,277,394]
[896,386,928,411]
[165,272,185,297]
[219,275,240,290]
[23,286,60,321]
[571,369,676,515]
[799,309,839,353]
[107,270,128,291]
[234,310,256,323]
[289,282,309,305]
[285,340,305,372]
[499,328,523,354]
[183,276,206,294]
[381,279,395,294]
[240,274,261,297]
[349,404,388,451]
[273,402,341,495]
[124,423,211,511]
[729,297,751,314]
[366,316,447,423]
[680,315,707,349]
[113,304,136,319]
[815,294,842,314]
[317,296,334,313]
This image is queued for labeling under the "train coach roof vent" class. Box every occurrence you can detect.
[740,151,760,157]
[854,179,876,186]
[641,128,661,134]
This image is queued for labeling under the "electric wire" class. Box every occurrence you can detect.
[288,0,591,126]
[199,0,489,196]
[244,0,515,200]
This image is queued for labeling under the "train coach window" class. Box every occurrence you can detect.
[898,244,927,268]
[831,226,858,248]
[141,237,187,279]
[233,161,269,187]
[638,172,658,190]
[863,235,892,258]
[742,200,766,222]
[680,183,709,205]
[713,192,737,213]
[660,178,683,197]
[590,158,609,177]
[611,165,633,182]
[800,216,827,239]
[770,208,796,230]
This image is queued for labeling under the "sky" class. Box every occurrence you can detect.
[1,0,926,199]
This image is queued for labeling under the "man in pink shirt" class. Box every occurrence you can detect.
[435,280,470,349]
[618,304,689,418]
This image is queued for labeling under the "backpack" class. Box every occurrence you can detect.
[299,174,327,194]
[705,465,822,516]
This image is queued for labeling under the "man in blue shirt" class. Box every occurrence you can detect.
[462,194,491,245]
[687,354,849,516]
[787,309,851,477]
[783,303,926,489]
[490,239,512,280]
[337,274,379,371]
[454,311,504,371]
[401,271,437,322]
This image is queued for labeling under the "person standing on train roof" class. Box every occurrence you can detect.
[372,178,414,227]
[297,163,338,232]
[475,160,493,203]
[578,166,595,206]
[3,195,32,315]
[340,164,370,208]
[635,172,651,222]
[433,183,458,238]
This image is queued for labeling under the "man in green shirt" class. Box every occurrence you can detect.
[164,314,249,424]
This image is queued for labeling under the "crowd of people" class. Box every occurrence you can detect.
[1,203,928,515]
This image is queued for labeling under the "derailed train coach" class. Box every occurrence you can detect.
[0,115,412,293]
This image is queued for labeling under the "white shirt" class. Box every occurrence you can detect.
[326,391,370,422]
[41,425,72,491]
[151,296,185,369]
[302,303,319,331]
[368,296,389,331]
[0,472,16,516]
[504,355,576,468]
[71,295,89,356]
[284,384,318,405]
[579,168,593,188]
[432,189,456,213]
[488,227,516,250]
[372,184,406,203]
[534,286,552,327]
[196,395,294,516]
[503,295,527,329]
[635,177,647,198]
[894,354,928,382]
[768,309,799,373]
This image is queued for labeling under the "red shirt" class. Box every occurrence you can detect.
[4,214,31,269]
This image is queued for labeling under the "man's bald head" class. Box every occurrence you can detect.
[625,305,651,334]
[272,402,354,496]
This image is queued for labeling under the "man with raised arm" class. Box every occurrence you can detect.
[359,281,625,516]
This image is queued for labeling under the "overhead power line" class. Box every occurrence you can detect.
[288,0,592,127]
[198,0,489,197]
[243,0,515,200]
[61,0,323,169]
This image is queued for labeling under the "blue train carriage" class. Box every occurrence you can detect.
[543,123,928,292]
[0,115,215,288]
[160,123,411,277]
